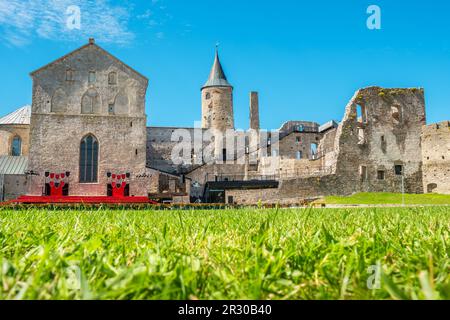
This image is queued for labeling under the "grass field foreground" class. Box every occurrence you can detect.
[0,207,449,300]
[320,193,450,205]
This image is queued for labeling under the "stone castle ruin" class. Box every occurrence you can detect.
[0,39,448,203]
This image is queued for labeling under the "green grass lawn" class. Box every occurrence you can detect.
[0,207,449,300]
[320,192,450,205]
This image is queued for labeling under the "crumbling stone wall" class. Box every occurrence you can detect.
[278,132,322,160]
[222,87,426,204]
[421,121,450,194]
[332,87,425,194]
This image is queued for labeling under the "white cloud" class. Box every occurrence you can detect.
[0,0,135,46]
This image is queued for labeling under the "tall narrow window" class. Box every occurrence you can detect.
[11,136,21,156]
[356,104,367,124]
[310,143,318,156]
[296,151,302,160]
[80,135,99,183]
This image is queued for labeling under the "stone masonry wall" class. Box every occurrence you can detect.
[421,121,450,194]
[201,87,234,130]
[28,42,149,196]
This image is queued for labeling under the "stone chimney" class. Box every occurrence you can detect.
[250,92,260,130]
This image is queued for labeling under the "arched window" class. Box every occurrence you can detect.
[81,89,101,114]
[80,135,99,183]
[11,136,22,156]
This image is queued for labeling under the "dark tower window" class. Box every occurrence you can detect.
[222,148,227,162]
[11,136,22,156]
[80,135,99,183]
[205,92,211,100]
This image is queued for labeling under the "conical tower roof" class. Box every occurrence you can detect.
[202,49,232,89]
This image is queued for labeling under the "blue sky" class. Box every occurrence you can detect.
[0,0,449,129]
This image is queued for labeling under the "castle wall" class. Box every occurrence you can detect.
[28,42,149,196]
[332,87,426,194]
[422,121,450,194]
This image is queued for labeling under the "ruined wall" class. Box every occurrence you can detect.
[421,121,450,194]
[0,125,30,156]
[332,87,426,194]
[28,42,149,196]
[226,87,427,204]
[278,132,322,160]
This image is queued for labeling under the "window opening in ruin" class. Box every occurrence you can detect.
[296,137,301,144]
[381,135,385,142]
[391,105,401,124]
[394,165,403,176]
[296,151,302,160]
[377,170,385,180]
[356,104,367,123]
[11,136,21,156]
[310,143,318,156]
[205,92,211,100]
[222,149,227,162]
[108,104,114,114]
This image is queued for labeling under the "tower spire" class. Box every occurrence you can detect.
[202,45,232,89]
